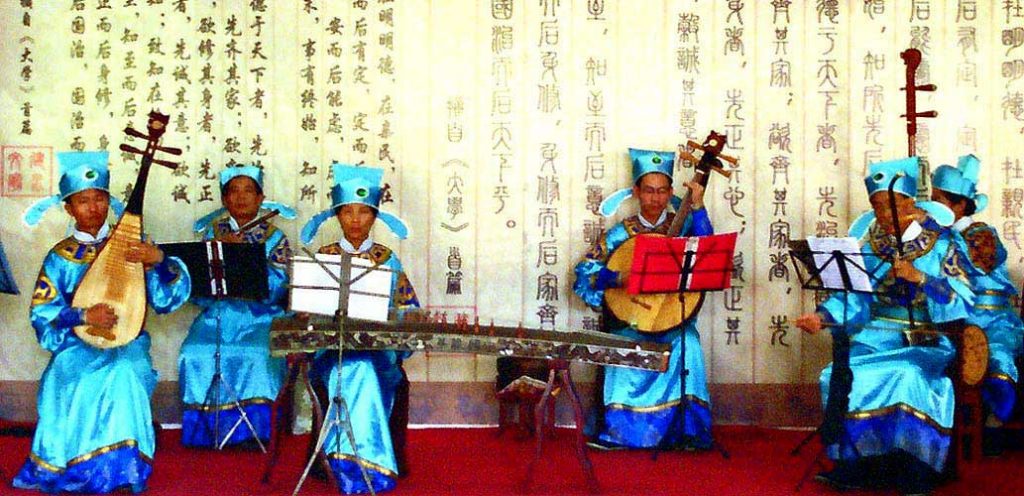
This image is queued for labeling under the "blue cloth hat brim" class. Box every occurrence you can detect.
[864,156,919,199]
[629,148,675,185]
[932,154,986,214]
[300,163,409,244]
[219,165,265,189]
[24,151,116,227]
[847,200,954,239]
[598,188,683,218]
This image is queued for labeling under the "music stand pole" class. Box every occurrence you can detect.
[789,248,868,491]
[198,242,267,452]
[292,250,377,496]
[653,245,729,460]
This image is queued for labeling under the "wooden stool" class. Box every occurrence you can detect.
[496,375,558,440]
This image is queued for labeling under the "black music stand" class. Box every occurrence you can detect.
[787,238,886,491]
[288,248,393,496]
[0,239,18,295]
[160,240,270,451]
[628,233,735,460]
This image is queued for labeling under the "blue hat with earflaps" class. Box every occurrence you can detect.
[599,148,684,217]
[300,163,409,244]
[849,156,954,238]
[193,165,297,233]
[931,154,988,215]
[23,151,125,227]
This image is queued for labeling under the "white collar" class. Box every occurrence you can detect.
[638,209,668,229]
[72,224,111,244]
[901,220,923,243]
[951,216,973,233]
[339,237,374,254]
[228,216,241,231]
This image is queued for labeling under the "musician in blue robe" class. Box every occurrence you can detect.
[178,165,296,448]
[14,151,191,493]
[300,163,420,494]
[573,148,714,450]
[796,157,974,495]
[931,154,1023,455]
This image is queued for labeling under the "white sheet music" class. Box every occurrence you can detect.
[806,237,874,292]
[290,255,394,321]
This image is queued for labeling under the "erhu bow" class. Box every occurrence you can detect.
[603,131,734,333]
[71,111,181,348]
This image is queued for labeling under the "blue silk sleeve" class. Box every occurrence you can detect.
[682,207,714,237]
[817,291,872,335]
[264,231,292,312]
[29,255,77,353]
[388,255,421,321]
[146,256,192,314]
[921,237,973,323]
[387,254,420,360]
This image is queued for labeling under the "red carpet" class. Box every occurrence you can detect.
[2,426,1022,495]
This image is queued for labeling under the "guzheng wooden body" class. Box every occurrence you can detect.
[72,111,180,348]
[270,316,672,372]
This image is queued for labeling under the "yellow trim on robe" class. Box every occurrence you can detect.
[327,452,399,479]
[53,237,101,264]
[975,304,1012,311]
[605,394,709,413]
[29,439,152,473]
[987,372,1014,384]
[846,402,952,435]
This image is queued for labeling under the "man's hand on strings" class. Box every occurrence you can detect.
[84,303,118,330]
[127,239,164,268]
[891,255,925,285]
[795,313,824,335]
[685,181,705,210]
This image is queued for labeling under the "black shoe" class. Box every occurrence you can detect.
[983,427,1004,457]
[894,452,939,496]
[814,462,865,492]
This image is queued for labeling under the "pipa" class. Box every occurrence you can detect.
[71,111,181,348]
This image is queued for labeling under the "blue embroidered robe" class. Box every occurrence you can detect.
[311,241,420,494]
[953,219,1023,422]
[13,231,191,494]
[817,217,973,473]
[573,208,714,449]
[178,216,292,447]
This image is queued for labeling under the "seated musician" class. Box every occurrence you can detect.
[931,154,1024,456]
[573,148,713,450]
[14,151,191,493]
[795,157,974,495]
[299,163,420,494]
[178,165,296,448]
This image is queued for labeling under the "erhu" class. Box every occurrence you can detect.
[71,111,181,348]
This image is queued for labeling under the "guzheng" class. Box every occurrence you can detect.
[270,316,672,372]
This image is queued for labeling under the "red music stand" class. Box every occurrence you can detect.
[627,232,736,460]
[627,232,737,295]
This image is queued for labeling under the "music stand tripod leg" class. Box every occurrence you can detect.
[292,250,377,496]
[199,314,267,452]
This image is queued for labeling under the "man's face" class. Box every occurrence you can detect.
[869,191,919,236]
[222,176,264,221]
[632,173,673,222]
[930,188,967,220]
[335,203,377,244]
[64,189,110,233]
